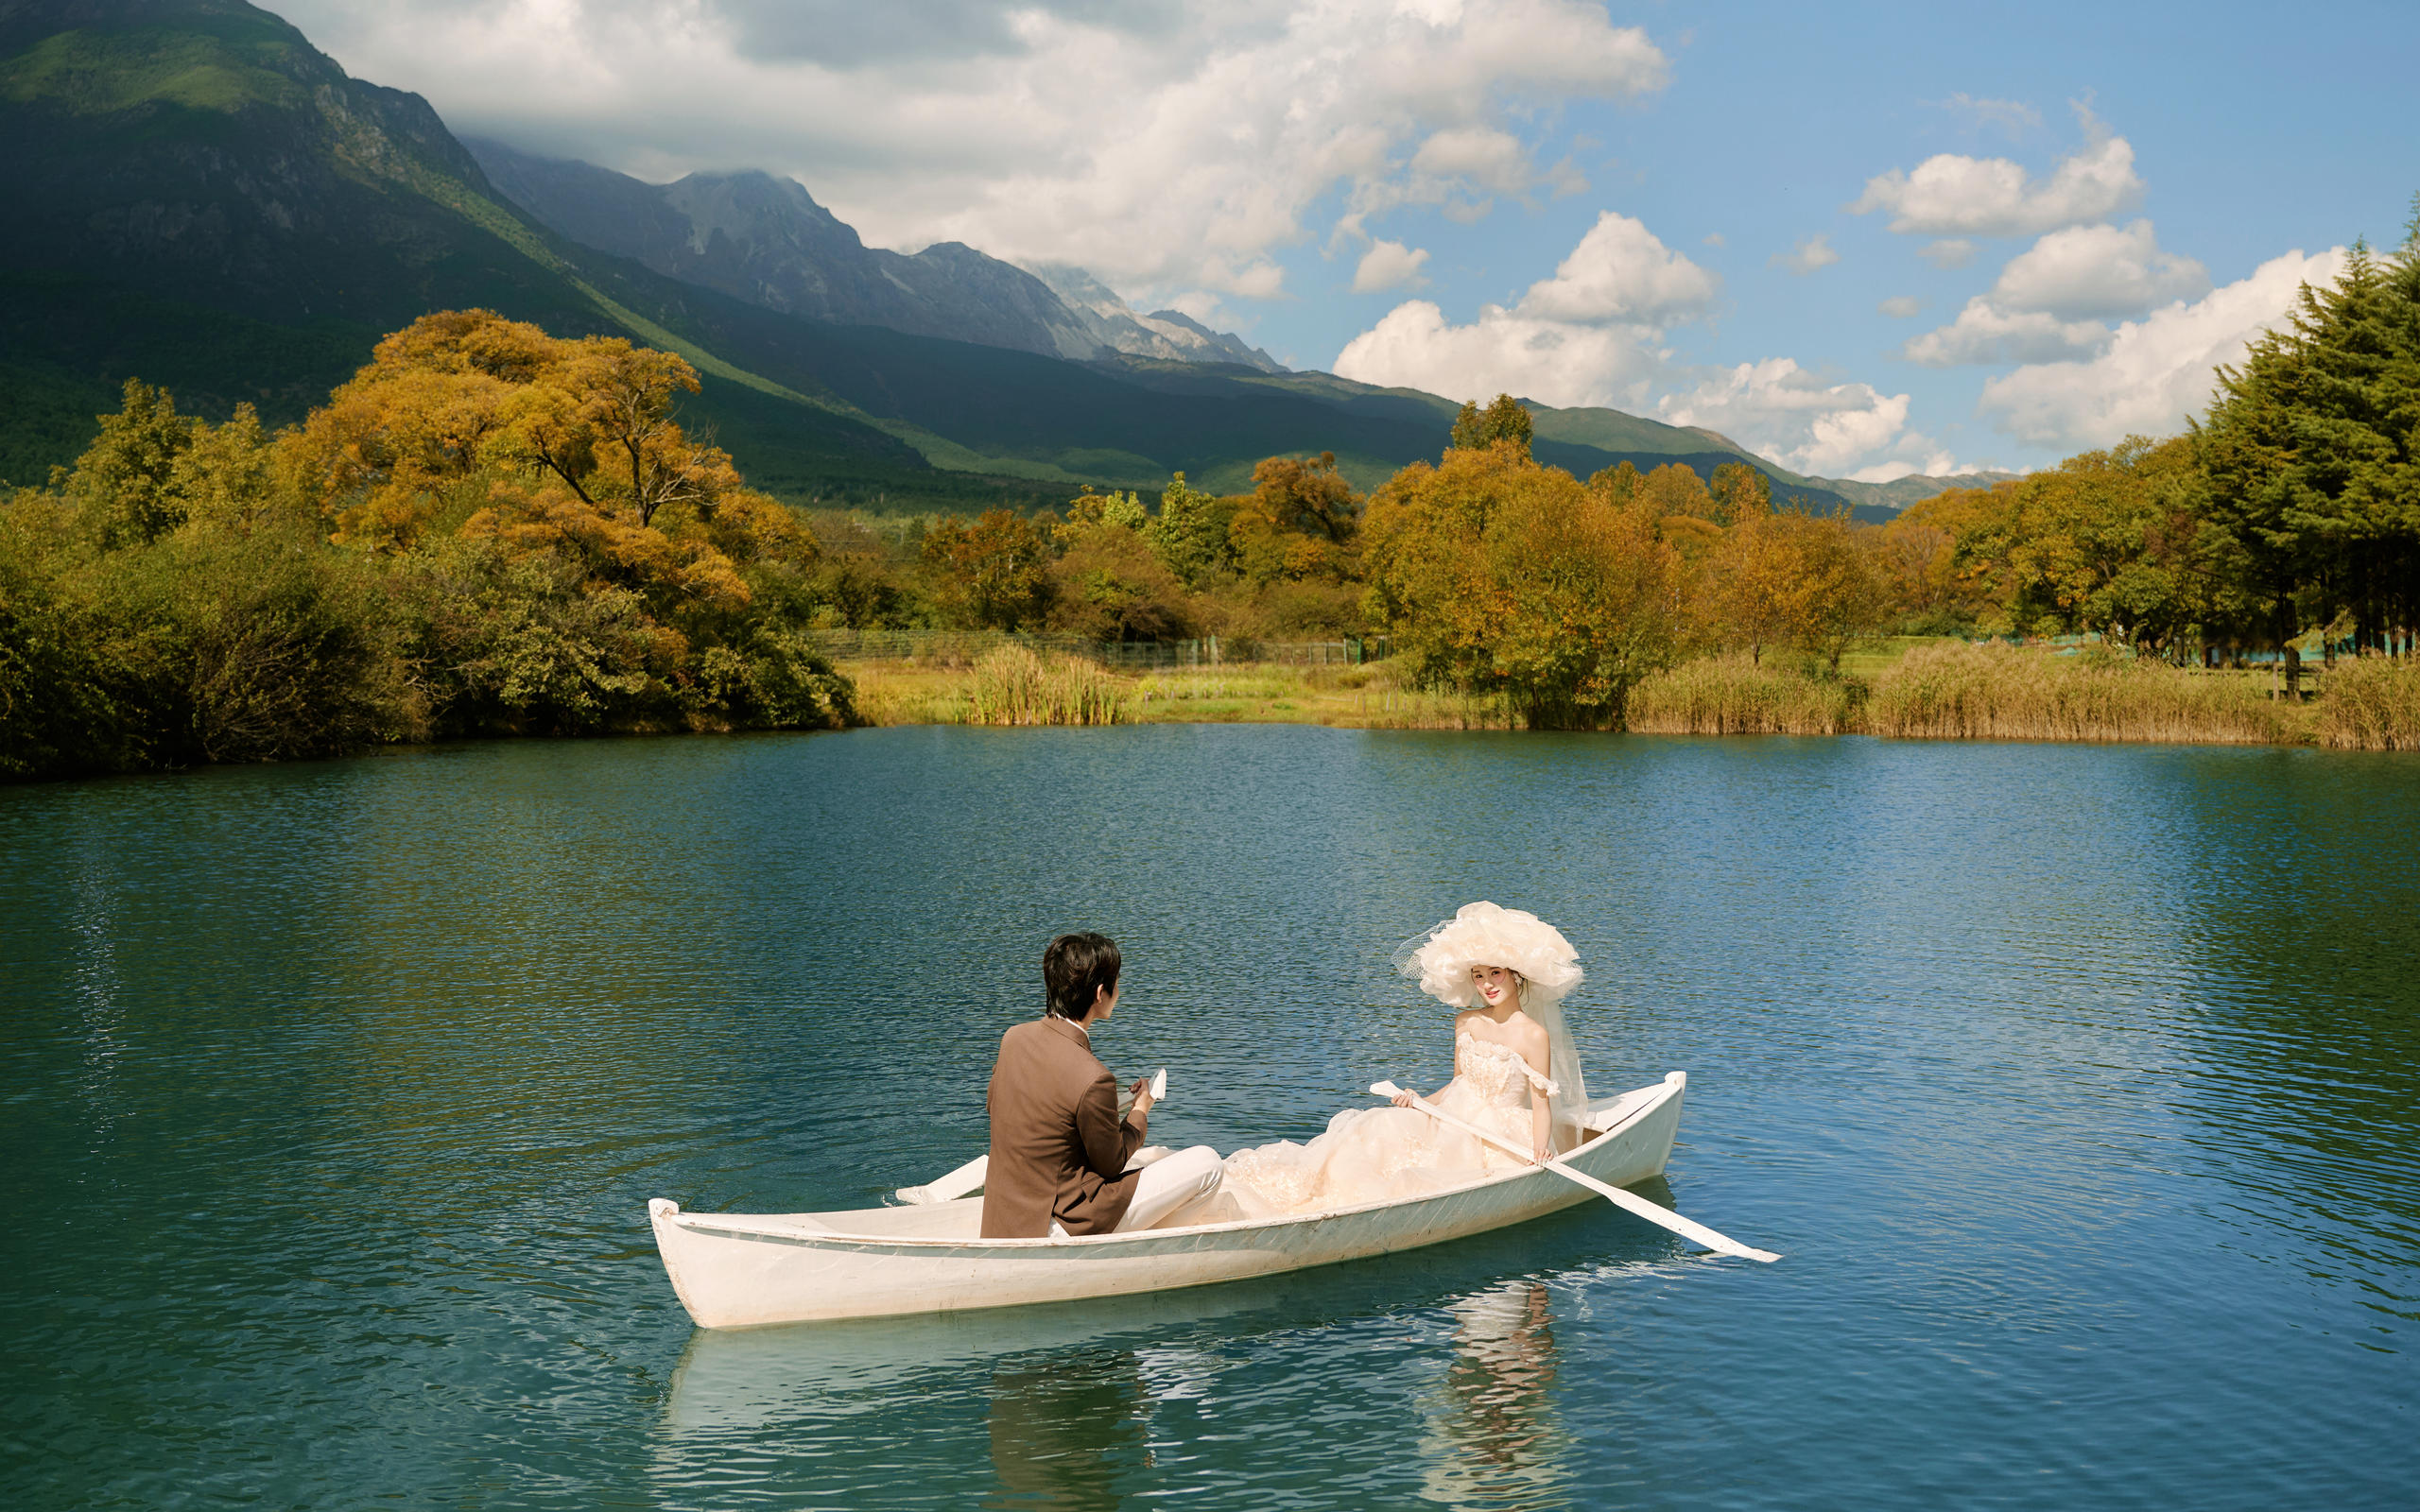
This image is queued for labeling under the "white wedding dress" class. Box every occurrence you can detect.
[1215,1031,1558,1220]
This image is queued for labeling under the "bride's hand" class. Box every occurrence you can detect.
[1530,1143,1550,1165]
[1390,1091,1416,1108]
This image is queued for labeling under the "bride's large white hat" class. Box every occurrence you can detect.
[1400,902,1583,1007]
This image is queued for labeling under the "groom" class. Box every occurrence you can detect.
[981,932,1224,1239]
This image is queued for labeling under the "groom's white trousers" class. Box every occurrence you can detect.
[1119,1144,1225,1230]
[1048,1145,1225,1237]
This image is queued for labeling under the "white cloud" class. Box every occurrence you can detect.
[1979,246,2347,451]
[1904,299,2113,367]
[274,0,1670,302]
[1352,239,1431,293]
[1332,211,1717,404]
[1987,218,2209,319]
[1656,358,1928,478]
[1772,232,1840,275]
[1878,295,1922,318]
[1919,238,1977,268]
[1905,217,2217,367]
[1702,232,1726,248]
[1849,105,2143,238]
[1518,211,1721,323]
[1330,300,1665,407]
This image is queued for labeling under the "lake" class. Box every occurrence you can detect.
[4,726,2414,1509]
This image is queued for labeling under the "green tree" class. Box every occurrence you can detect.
[62,380,199,551]
[1450,393,1535,456]
[2200,232,2420,688]
[1141,472,1235,587]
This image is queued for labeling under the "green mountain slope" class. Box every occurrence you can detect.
[0,0,964,498]
[0,0,1887,518]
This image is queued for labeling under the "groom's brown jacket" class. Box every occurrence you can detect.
[981,1016,1146,1238]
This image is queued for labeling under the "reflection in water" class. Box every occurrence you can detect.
[1420,1281,1571,1509]
[986,1349,1147,1511]
[9,732,2420,1510]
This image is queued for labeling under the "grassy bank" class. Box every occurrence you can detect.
[841,641,2420,750]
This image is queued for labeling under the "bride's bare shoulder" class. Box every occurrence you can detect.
[1508,1012,1550,1055]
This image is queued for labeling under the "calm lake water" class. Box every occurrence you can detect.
[4,727,2415,1510]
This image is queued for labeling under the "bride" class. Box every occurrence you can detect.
[1214,902,1591,1221]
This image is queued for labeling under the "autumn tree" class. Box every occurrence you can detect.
[1230,452,1359,586]
[1363,443,1680,728]
[1704,503,1885,669]
[923,508,1053,629]
[1640,462,1716,522]
[1708,462,1772,525]
[1048,487,1191,641]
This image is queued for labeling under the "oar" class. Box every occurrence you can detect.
[1369,1080,1779,1263]
[896,1068,1167,1205]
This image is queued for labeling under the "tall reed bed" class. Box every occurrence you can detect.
[965,644,1126,726]
[2316,655,2420,749]
[1863,642,2308,745]
[1626,656,1858,735]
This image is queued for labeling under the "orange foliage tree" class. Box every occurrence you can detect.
[1362,442,1681,728]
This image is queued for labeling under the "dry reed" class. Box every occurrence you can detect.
[843,662,971,726]
[1626,656,1858,735]
[2315,654,2420,749]
[965,644,1126,726]
[1863,642,2309,745]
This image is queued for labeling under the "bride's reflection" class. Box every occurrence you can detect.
[1419,1280,1572,1509]
[985,1349,1146,1511]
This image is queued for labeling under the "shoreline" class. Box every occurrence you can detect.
[843,641,2420,751]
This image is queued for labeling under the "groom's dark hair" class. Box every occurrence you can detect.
[1045,933,1121,1020]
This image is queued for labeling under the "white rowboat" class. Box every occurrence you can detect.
[648,1072,1689,1330]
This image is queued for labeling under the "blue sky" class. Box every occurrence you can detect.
[283,0,2417,479]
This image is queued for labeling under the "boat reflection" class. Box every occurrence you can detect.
[983,1351,1147,1511]
[1418,1280,1573,1509]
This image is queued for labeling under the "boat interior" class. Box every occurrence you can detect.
[713,1081,1673,1242]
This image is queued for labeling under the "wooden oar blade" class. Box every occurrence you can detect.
[1371,1082,1780,1263]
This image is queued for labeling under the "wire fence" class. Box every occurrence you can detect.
[817,630,1392,669]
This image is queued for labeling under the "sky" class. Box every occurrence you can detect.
[276,0,2419,481]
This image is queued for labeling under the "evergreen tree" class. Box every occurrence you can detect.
[2201,229,2420,688]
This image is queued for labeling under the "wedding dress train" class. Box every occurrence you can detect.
[1214,1032,1558,1221]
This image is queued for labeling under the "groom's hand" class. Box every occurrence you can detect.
[1129,1077,1156,1117]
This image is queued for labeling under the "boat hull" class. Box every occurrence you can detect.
[649,1073,1685,1329]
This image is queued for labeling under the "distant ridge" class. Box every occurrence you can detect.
[464,138,1284,373]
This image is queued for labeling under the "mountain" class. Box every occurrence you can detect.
[1807,470,2024,514]
[1019,262,1282,371]
[0,0,1852,518]
[0,0,955,498]
[465,138,1284,373]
